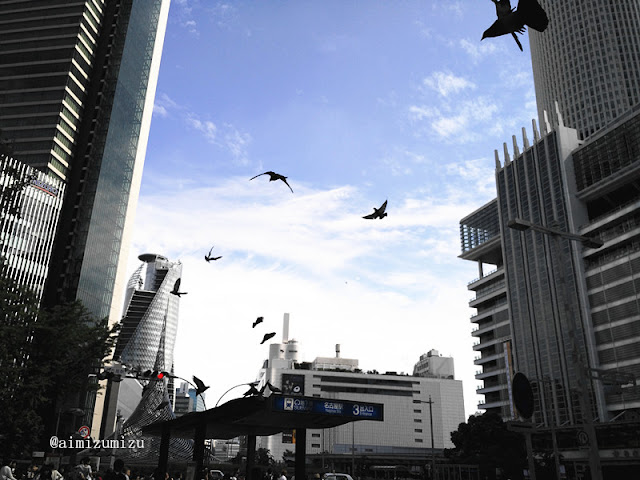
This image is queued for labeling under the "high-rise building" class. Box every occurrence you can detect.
[0,0,170,322]
[460,105,640,474]
[529,1,640,140]
[0,0,170,432]
[99,253,182,437]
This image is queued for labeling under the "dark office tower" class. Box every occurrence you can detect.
[529,1,640,140]
[494,117,606,427]
[0,1,170,321]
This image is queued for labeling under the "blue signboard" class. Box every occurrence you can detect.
[271,396,383,421]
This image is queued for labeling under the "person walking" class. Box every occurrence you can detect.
[0,461,17,480]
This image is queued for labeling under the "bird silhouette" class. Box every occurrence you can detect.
[243,383,261,397]
[193,375,209,396]
[205,246,222,262]
[252,316,264,328]
[259,381,282,396]
[249,171,294,193]
[170,278,187,297]
[260,332,276,344]
[482,0,548,50]
[363,200,388,219]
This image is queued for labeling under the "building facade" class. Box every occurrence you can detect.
[460,106,640,473]
[529,1,640,140]
[0,1,170,430]
[0,0,170,323]
[255,327,465,464]
[459,199,512,418]
[0,154,65,300]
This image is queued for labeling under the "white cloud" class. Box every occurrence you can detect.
[422,71,476,98]
[459,38,499,62]
[186,115,218,142]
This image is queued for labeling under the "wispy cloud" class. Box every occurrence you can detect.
[152,93,252,166]
[459,38,499,62]
[422,71,476,98]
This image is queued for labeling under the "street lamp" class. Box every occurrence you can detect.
[413,397,435,480]
[215,381,260,407]
[507,217,603,480]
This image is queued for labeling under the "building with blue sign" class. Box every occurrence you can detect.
[256,327,465,464]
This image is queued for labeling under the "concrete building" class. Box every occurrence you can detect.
[413,349,455,379]
[529,1,640,140]
[460,105,640,474]
[0,0,170,430]
[459,199,512,418]
[256,315,465,465]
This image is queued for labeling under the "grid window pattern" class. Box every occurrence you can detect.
[530,1,640,140]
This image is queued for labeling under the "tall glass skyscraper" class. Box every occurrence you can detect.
[0,0,170,323]
[529,0,640,140]
[0,0,170,433]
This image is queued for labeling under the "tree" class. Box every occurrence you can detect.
[256,448,274,466]
[0,262,119,458]
[445,412,526,480]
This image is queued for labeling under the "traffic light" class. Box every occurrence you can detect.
[96,371,122,382]
[140,370,170,380]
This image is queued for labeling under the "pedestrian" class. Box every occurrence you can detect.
[76,458,93,480]
[113,460,128,480]
[0,461,18,480]
[278,471,286,480]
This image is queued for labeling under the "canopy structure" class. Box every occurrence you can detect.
[143,394,384,480]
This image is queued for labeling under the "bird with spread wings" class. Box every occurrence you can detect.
[482,0,548,51]
[249,171,294,193]
[363,200,388,220]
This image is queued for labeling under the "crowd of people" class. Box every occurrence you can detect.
[1,458,149,480]
[2,460,295,480]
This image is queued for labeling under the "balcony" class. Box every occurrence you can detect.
[478,399,510,410]
[473,335,511,351]
[474,352,503,365]
[469,281,507,307]
[476,384,507,395]
[470,302,509,323]
[475,368,506,380]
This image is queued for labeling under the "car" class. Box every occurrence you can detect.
[323,474,354,480]
[208,470,224,480]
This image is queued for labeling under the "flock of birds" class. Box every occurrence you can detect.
[161,0,550,405]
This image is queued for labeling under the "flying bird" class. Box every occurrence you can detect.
[193,375,210,396]
[363,200,388,220]
[205,246,222,262]
[481,0,549,51]
[170,278,187,297]
[260,332,276,344]
[252,316,264,328]
[249,171,294,193]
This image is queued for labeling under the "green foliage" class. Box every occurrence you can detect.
[0,262,119,459]
[255,447,274,466]
[446,412,526,480]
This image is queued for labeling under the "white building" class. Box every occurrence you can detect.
[256,315,465,462]
[413,349,455,379]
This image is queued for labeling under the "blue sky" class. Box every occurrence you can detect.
[126,1,540,420]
